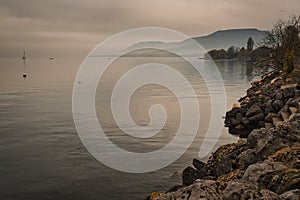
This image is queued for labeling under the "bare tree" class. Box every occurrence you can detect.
[261,15,300,69]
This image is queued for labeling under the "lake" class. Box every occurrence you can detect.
[0,56,257,199]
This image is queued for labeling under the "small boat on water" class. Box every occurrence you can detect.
[49,57,55,60]
[22,51,27,79]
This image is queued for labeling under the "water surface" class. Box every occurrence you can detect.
[0,57,256,199]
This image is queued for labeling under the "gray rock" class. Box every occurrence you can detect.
[243,161,287,183]
[223,179,260,200]
[258,168,300,194]
[154,180,221,200]
[279,189,300,200]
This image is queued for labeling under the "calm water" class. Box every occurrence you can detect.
[0,57,256,200]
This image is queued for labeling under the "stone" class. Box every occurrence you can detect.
[265,123,273,129]
[230,118,240,126]
[223,179,260,200]
[279,189,300,200]
[236,113,243,121]
[281,83,297,90]
[232,102,241,108]
[275,91,283,100]
[249,113,265,124]
[272,117,280,126]
[276,121,284,128]
[192,159,206,171]
[265,113,278,123]
[289,113,300,122]
[182,166,207,186]
[289,107,298,114]
[260,189,280,199]
[246,105,263,117]
[226,107,241,118]
[282,86,296,98]
[265,100,275,114]
[280,111,291,122]
[295,90,300,97]
[273,100,284,111]
[286,98,299,107]
[268,146,300,168]
[241,117,250,126]
[153,180,222,200]
[258,168,300,194]
[243,161,287,183]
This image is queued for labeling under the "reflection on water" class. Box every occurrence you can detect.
[0,57,256,199]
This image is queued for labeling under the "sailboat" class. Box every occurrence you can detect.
[22,51,27,79]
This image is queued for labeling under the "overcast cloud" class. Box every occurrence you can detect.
[0,0,299,58]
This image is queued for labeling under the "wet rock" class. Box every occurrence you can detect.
[182,166,207,186]
[192,159,205,171]
[249,113,265,124]
[246,104,263,117]
[273,100,284,111]
[241,117,251,126]
[226,107,241,118]
[236,112,243,121]
[206,141,247,178]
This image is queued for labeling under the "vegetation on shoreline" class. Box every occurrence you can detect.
[206,15,300,76]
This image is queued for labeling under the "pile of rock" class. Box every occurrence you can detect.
[146,70,300,200]
[225,70,300,138]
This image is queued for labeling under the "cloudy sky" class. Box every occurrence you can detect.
[0,0,299,58]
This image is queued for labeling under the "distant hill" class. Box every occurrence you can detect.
[186,28,267,50]
[126,28,267,56]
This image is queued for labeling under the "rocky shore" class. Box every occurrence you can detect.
[147,69,300,200]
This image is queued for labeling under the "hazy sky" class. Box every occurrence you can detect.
[0,0,299,58]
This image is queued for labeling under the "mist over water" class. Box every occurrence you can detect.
[0,57,256,199]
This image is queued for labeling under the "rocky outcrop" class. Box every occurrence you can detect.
[147,70,300,200]
[225,70,300,138]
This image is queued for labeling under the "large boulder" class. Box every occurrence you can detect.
[153,180,221,200]
[222,179,279,200]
